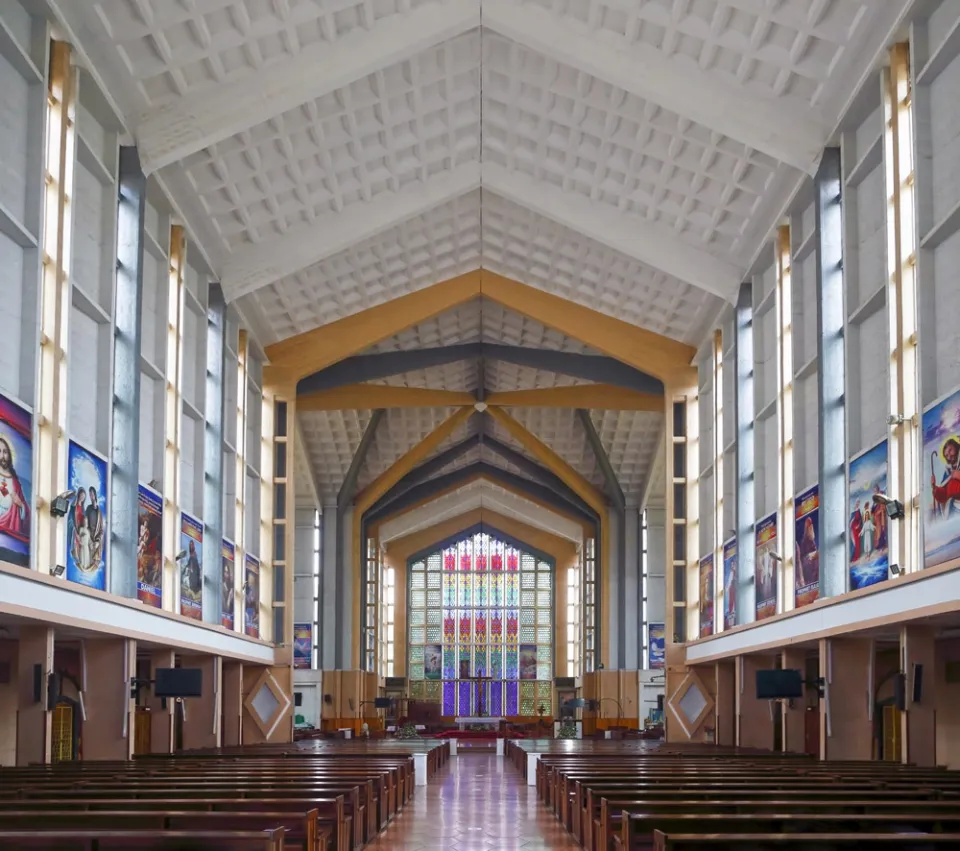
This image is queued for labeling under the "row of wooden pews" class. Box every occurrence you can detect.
[510,740,960,850]
[0,739,449,850]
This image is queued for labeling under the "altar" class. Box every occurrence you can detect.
[454,716,504,731]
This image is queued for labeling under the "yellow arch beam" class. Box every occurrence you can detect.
[299,384,475,411]
[264,270,696,386]
[485,384,662,410]
[485,406,606,515]
[264,271,480,385]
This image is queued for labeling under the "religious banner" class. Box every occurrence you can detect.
[698,553,714,638]
[519,644,537,680]
[794,484,820,608]
[293,623,312,669]
[221,539,235,629]
[179,512,203,620]
[722,537,737,630]
[648,623,665,669]
[0,392,32,567]
[755,512,778,620]
[923,388,960,568]
[849,440,889,590]
[66,441,107,590]
[424,644,442,680]
[244,554,260,638]
[136,484,162,607]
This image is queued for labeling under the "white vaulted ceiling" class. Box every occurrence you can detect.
[59,0,909,515]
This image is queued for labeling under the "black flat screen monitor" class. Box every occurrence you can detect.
[373,697,392,709]
[154,667,203,699]
[756,668,803,700]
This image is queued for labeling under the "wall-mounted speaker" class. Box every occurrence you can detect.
[46,672,61,711]
[294,692,303,707]
[33,663,42,704]
[912,663,924,704]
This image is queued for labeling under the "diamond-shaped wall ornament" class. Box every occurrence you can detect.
[666,669,714,740]
[243,668,292,740]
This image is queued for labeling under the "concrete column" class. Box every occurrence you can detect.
[606,507,621,669]
[736,654,776,750]
[16,626,54,765]
[714,660,736,746]
[901,625,936,766]
[321,507,337,670]
[109,146,146,599]
[339,506,354,669]
[82,639,135,760]
[780,648,807,753]
[222,661,243,746]
[820,638,872,760]
[181,655,221,751]
[147,650,174,754]
[202,284,228,624]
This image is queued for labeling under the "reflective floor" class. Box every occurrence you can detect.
[367,753,581,850]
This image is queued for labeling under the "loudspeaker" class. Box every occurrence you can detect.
[33,663,42,704]
[912,663,924,704]
[893,672,906,712]
[294,692,303,707]
[656,694,665,711]
[46,672,61,711]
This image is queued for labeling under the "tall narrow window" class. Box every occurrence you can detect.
[583,537,596,673]
[381,564,395,677]
[641,510,649,665]
[37,41,77,574]
[232,330,248,629]
[162,225,185,605]
[313,510,321,669]
[777,226,795,610]
[684,393,700,642]
[713,331,725,627]
[884,43,920,574]
[567,565,580,677]
[364,536,377,672]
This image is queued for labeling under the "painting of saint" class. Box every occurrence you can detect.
[0,393,32,567]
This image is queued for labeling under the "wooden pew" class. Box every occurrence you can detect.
[651,832,960,850]
[622,812,960,851]
[0,828,286,849]
[0,810,327,851]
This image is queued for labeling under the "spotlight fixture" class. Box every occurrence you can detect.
[768,552,783,563]
[49,490,77,518]
[873,493,905,520]
[890,563,903,577]
[175,549,188,562]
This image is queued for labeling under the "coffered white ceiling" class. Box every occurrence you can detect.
[57,0,909,519]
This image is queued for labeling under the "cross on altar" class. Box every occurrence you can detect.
[463,674,494,717]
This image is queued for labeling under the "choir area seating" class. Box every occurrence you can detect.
[0,739,449,850]
[508,740,960,851]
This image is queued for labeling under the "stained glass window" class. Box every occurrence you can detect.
[408,531,553,717]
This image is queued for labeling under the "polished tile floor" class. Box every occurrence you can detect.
[367,753,581,850]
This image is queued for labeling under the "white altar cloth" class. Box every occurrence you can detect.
[454,716,504,730]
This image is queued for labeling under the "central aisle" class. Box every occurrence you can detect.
[368,753,581,850]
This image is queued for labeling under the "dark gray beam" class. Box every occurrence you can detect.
[337,409,386,510]
[363,461,599,527]
[576,409,625,511]
[480,433,596,517]
[298,344,664,395]
[378,433,481,506]
[300,344,481,394]
[405,522,558,571]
